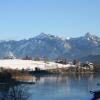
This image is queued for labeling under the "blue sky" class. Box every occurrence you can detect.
[0,0,100,40]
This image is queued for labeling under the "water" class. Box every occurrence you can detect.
[28,74,100,100]
[0,73,100,100]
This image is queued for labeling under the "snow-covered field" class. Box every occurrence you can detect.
[0,59,73,71]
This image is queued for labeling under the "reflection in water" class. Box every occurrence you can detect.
[13,74,38,83]
[0,74,37,100]
[0,73,100,100]
[0,84,30,100]
[30,73,100,100]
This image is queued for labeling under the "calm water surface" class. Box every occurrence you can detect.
[28,74,100,100]
[0,73,100,100]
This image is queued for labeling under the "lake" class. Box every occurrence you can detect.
[28,73,100,100]
[0,73,100,100]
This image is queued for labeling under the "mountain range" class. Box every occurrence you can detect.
[0,32,100,63]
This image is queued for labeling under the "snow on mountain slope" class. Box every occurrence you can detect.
[0,33,99,60]
[69,33,100,58]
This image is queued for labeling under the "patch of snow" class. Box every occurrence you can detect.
[0,59,72,71]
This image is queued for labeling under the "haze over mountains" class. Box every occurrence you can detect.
[0,33,100,63]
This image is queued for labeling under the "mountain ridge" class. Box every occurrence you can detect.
[0,33,99,61]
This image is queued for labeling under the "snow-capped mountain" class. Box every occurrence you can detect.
[0,33,71,60]
[69,33,100,58]
[0,33,99,60]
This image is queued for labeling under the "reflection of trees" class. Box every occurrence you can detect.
[0,85,29,100]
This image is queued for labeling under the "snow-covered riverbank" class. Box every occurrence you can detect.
[0,59,74,71]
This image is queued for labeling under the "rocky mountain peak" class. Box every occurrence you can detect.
[35,33,66,41]
[84,32,100,44]
[84,32,94,40]
[0,33,99,60]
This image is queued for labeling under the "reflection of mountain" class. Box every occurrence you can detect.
[0,33,100,60]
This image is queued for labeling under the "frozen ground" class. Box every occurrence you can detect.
[0,59,73,71]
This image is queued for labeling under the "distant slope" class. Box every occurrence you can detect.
[81,55,100,64]
[0,33,99,60]
[69,33,100,58]
[0,33,71,60]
